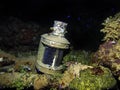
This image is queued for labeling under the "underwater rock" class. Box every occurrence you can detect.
[0,16,47,52]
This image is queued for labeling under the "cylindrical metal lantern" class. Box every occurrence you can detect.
[35,20,70,74]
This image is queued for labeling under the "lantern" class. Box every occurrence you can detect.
[35,20,70,74]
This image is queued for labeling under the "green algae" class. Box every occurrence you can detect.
[69,66,116,90]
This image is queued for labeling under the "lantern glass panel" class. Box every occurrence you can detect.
[42,45,63,67]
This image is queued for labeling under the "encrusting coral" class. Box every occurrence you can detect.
[69,66,116,90]
[59,63,93,88]
[0,62,116,90]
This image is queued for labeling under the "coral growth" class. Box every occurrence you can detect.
[69,66,116,90]
[63,50,93,65]
[33,74,49,90]
[0,49,117,90]
[94,12,120,79]
[59,63,93,88]
[101,13,120,41]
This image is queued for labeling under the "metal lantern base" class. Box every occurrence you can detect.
[35,62,63,74]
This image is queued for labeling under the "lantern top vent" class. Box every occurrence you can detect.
[51,20,68,37]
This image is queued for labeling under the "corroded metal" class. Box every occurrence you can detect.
[36,20,70,74]
[41,34,69,49]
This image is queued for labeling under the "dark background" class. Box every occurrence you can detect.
[0,0,120,20]
[0,0,120,51]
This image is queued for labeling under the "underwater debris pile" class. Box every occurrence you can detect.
[94,12,120,79]
[0,49,36,74]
